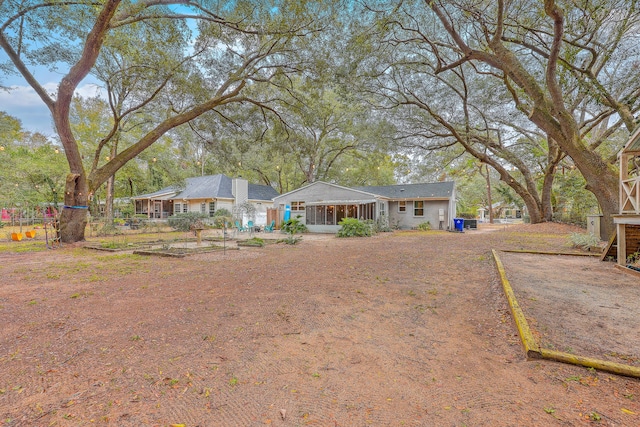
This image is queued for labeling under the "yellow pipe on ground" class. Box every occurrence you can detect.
[492,249,640,379]
[540,348,640,378]
[491,249,541,358]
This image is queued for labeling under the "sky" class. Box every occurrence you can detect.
[0,70,103,138]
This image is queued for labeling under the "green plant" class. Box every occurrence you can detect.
[417,221,431,231]
[241,237,264,247]
[626,251,640,265]
[372,215,391,232]
[281,216,308,235]
[337,217,372,237]
[457,212,476,219]
[167,212,208,232]
[212,208,232,228]
[567,232,600,251]
[282,235,302,245]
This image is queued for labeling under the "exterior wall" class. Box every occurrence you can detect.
[273,182,375,206]
[251,200,270,226]
[388,200,452,230]
[216,200,234,214]
[273,182,377,228]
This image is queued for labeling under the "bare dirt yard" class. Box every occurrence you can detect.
[0,223,639,426]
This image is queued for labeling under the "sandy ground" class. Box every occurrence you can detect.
[0,223,638,426]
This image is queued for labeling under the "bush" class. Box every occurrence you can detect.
[240,237,265,247]
[567,232,600,250]
[168,212,208,232]
[337,217,372,237]
[281,217,308,235]
[457,212,476,219]
[212,208,232,228]
[417,221,431,231]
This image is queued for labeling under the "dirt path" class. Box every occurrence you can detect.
[0,224,638,426]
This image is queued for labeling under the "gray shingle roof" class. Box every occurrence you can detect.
[135,174,279,201]
[354,181,454,199]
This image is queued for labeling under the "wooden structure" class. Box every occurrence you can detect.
[613,126,640,265]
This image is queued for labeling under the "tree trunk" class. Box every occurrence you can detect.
[105,174,115,224]
[541,173,554,222]
[59,173,89,243]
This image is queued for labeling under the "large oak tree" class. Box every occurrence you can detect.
[0,0,324,242]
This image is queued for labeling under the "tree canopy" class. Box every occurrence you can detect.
[1,0,638,239]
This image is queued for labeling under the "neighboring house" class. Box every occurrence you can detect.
[478,203,525,223]
[132,174,279,225]
[272,181,456,233]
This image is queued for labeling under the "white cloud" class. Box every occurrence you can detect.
[0,82,106,135]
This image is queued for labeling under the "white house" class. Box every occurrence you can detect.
[132,174,279,226]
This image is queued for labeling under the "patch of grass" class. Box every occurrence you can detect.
[229,376,238,386]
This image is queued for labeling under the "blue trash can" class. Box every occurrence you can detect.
[453,218,464,232]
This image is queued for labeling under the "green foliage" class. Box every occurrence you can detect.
[281,217,308,235]
[416,221,431,231]
[552,173,599,227]
[337,217,373,237]
[242,237,265,247]
[457,212,476,219]
[281,235,302,245]
[212,208,232,228]
[370,215,391,233]
[567,232,600,251]
[167,212,208,232]
[626,251,640,265]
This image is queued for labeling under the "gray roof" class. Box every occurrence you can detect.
[134,174,279,201]
[247,182,280,201]
[354,181,455,199]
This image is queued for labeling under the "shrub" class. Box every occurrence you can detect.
[241,237,264,247]
[567,232,600,251]
[168,212,208,232]
[337,217,372,237]
[457,212,476,219]
[281,217,308,235]
[212,208,232,229]
[417,221,431,231]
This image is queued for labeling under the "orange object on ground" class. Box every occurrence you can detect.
[11,232,23,241]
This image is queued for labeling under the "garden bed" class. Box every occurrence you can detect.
[133,244,236,257]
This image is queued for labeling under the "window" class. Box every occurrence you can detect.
[174,203,181,214]
[315,206,326,225]
[305,206,315,224]
[209,201,215,217]
[291,201,305,211]
[414,201,424,216]
[378,201,386,218]
[200,203,206,214]
[398,201,406,213]
[326,205,335,225]
[183,203,188,213]
[336,205,346,223]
